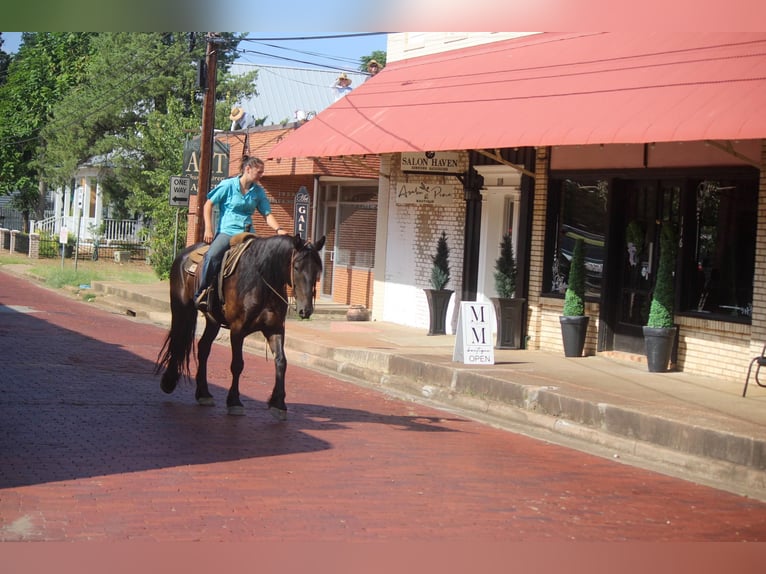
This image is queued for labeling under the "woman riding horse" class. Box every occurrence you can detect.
[195,155,287,312]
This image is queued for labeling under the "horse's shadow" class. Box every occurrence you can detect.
[0,298,463,490]
[283,402,464,434]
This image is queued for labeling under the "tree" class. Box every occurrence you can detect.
[360,50,386,72]
[494,233,517,298]
[430,231,451,290]
[38,33,254,278]
[0,33,11,86]
[0,33,94,230]
[646,223,677,328]
[563,238,585,316]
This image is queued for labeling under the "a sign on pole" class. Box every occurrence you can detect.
[59,227,69,244]
[169,176,190,207]
[293,186,310,240]
[453,302,494,365]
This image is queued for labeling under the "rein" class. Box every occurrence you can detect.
[261,242,314,309]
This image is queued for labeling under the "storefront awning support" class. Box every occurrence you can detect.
[704,140,760,169]
[474,149,536,179]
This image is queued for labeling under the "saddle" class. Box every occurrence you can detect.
[184,232,258,305]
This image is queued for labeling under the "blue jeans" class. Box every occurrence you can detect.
[195,233,231,298]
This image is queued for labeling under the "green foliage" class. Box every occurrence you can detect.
[647,223,677,328]
[0,34,11,86]
[493,233,517,298]
[430,231,451,290]
[563,238,585,316]
[144,200,187,280]
[34,33,243,278]
[360,50,386,71]
[0,33,94,218]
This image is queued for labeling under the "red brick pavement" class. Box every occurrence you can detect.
[2,272,766,542]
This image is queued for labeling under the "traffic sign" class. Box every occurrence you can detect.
[169,176,190,207]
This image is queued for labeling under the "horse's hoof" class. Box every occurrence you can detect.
[227,405,245,416]
[268,406,287,421]
[196,397,215,406]
[160,380,177,394]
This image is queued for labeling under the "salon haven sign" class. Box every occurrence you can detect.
[400,151,462,174]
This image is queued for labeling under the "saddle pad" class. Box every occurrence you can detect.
[184,245,209,276]
[223,235,256,278]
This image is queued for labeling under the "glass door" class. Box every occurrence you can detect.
[610,180,679,353]
[321,204,337,298]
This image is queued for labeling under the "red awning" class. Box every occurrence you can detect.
[269,32,766,159]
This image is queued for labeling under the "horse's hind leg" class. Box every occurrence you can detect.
[195,317,220,406]
[266,333,288,421]
[226,331,246,416]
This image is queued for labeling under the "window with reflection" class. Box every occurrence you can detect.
[545,178,608,298]
[682,178,756,321]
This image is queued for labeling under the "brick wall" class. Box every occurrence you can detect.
[380,152,467,332]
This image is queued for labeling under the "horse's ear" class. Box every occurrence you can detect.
[314,235,326,251]
[292,235,304,250]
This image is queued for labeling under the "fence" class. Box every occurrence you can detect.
[1,228,149,262]
[32,216,144,243]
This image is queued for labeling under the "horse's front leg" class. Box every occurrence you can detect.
[226,331,246,416]
[195,317,220,406]
[266,332,288,421]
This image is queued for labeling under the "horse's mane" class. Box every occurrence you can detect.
[237,235,296,293]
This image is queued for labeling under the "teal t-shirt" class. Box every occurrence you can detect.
[206,175,272,235]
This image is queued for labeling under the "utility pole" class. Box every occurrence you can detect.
[188,33,220,246]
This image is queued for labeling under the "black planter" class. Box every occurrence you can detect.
[491,297,527,349]
[643,326,677,372]
[424,289,453,335]
[559,315,590,357]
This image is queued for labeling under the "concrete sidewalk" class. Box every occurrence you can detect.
[48,275,766,500]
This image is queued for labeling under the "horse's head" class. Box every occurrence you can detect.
[291,235,326,319]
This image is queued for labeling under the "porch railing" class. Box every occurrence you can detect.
[31,216,144,243]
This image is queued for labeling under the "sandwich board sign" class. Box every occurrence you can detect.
[452,301,494,365]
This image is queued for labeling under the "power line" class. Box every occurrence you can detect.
[235,48,363,74]
[239,33,386,42]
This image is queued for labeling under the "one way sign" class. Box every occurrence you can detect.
[169,176,190,207]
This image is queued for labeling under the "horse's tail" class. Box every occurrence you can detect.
[154,250,198,393]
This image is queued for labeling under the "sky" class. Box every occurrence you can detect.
[1,32,388,72]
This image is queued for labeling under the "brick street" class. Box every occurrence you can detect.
[2,272,766,541]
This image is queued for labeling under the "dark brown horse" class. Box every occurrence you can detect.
[155,234,325,418]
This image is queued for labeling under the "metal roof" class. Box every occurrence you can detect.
[229,63,369,127]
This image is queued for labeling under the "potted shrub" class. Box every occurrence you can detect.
[559,237,589,357]
[643,223,677,372]
[424,231,454,335]
[491,233,526,349]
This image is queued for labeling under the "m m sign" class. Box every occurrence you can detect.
[453,302,494,365]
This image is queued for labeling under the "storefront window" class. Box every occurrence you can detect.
[682,179,756,320]
[545,178,608,298]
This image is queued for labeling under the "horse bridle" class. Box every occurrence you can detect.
[261,242,317,309]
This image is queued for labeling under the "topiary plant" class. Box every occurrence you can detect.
[430,231,450,290]
[647,223,677,328]
[562,237,585,316]
[494,233,517,298]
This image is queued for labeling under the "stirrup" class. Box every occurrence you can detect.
[195,288,209,311]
